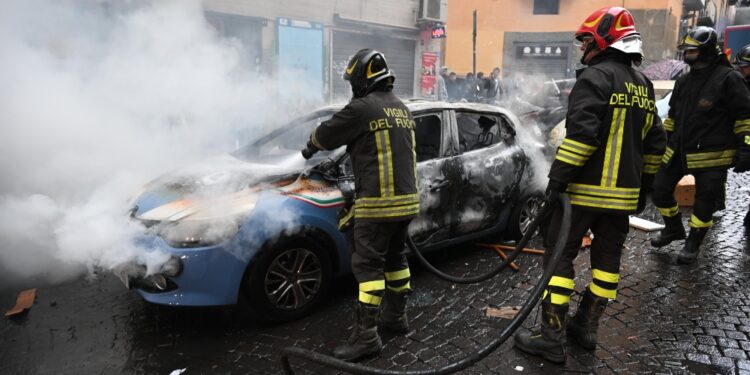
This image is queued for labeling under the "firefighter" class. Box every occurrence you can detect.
[650,27,750,264]
[734,44,750,227]
[301,49,419,362]
[513,7,666,363]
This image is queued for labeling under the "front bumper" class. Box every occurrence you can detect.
[119,236,250,306]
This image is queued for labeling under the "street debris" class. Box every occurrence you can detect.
[514,365,524,371]
[5,288,36,317]
[485,306,521,319]
[629,216,665,232]
[169,369,187,375]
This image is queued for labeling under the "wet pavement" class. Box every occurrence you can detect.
[3,173,750,375]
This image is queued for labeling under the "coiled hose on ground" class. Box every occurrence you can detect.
[280,195,571,375]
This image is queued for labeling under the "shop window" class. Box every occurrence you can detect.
[533,0,560,15]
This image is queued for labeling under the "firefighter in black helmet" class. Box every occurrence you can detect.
[734,44,750,227]
[650,27,750,264]
[301,49,419,362]
[513,7,666,363]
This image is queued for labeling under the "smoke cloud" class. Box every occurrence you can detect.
[0,0,319,290]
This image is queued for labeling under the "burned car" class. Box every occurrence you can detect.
[124,101,545,321]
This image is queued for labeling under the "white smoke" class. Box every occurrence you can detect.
[0,0,320,290]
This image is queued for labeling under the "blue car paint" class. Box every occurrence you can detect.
[135,187,350,306]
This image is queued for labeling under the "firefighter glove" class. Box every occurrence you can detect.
[544,179,567,208]
[301,139,319,160]
[735,147,750,173]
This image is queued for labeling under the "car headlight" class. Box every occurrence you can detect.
[157,217,243,248]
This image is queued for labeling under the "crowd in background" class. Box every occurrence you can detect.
[434,66,520,104]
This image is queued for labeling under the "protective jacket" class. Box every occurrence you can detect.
[311,90,419,222]
[549,50,667,213]
[661,56,750,171]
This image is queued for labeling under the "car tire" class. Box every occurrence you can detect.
[507,193,544,241]
[240,236,332,322]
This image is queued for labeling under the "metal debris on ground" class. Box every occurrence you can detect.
[485,306,521,319]
[169,368,187,375]
[5,288,36,317]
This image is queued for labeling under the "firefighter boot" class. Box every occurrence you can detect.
[514,299,569,363]
[333,302,383,361]
[650,214,686,247]
[567,290,608,350]
[380,291,409,334]
[677,227,708,265]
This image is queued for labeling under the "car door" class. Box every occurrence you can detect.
[408,109,458,246]
[450,110,526,235]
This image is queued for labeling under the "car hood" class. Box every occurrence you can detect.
[132,152,305,222]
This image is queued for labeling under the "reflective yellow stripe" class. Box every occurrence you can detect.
[359,279,385,292]
[359,291,382,305]
[385,268,410,281]
[356,194,419,207]
[644,164,659,174]
[686,150,736,161]
[686,158,734,169]
[556,149,589,163]
[555,152,586,167]
[561,138,597,155]
[589,283,617,299]
[543,290,571,305]
[592,269,620,283]
[735,119,750,133]
[375,130,395,197]
[644,154,662,164]
[663,117,674,132]
[688,214,713,228]
[642,112,654,140]
[662,147,674,164]
[311,129,325,150]
[387,282,411,292]
[354,203,420,219]
[657,205,679,217]
[567,183,639,198]
[411,130,418,185]
[338,208,354,230]
[602,108,626,187]
[548,276,575,290]
[568,194,638,210]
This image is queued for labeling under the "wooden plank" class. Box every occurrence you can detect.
[5,288,36,317]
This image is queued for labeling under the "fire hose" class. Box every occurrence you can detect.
[280,195,571,375]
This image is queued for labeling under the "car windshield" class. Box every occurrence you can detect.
[232,110,336,160]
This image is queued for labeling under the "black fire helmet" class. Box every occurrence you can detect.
[343,49,395,98]
[679,26,719,62]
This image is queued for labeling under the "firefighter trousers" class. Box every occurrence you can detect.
[542,207,629,305]
[350,220,412,306]
[651,154,727,229]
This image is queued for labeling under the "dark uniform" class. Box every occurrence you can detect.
[650,28,750,264]
[544,49,666,310]
[310,91,419,301]
[514,7,666,363]
[302,48,418,362]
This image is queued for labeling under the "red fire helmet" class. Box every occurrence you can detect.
[576,7,643,57]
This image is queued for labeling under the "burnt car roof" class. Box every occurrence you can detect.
[316,100,521,122]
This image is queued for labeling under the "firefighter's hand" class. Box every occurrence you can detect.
[301,140,319,160]
[734,147,750,173]
[543,180,567,208]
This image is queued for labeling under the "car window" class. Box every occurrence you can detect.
[414,113,443,162]
[232,111,335,159]
[456,112,514,153]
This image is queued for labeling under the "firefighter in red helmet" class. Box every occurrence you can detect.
[513,7,666,362]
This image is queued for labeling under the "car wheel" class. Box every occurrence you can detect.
[507,194,544,241]
[241,237,332,322]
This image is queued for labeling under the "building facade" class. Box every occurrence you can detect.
[445,0,683,79]
[203,0,448,102]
